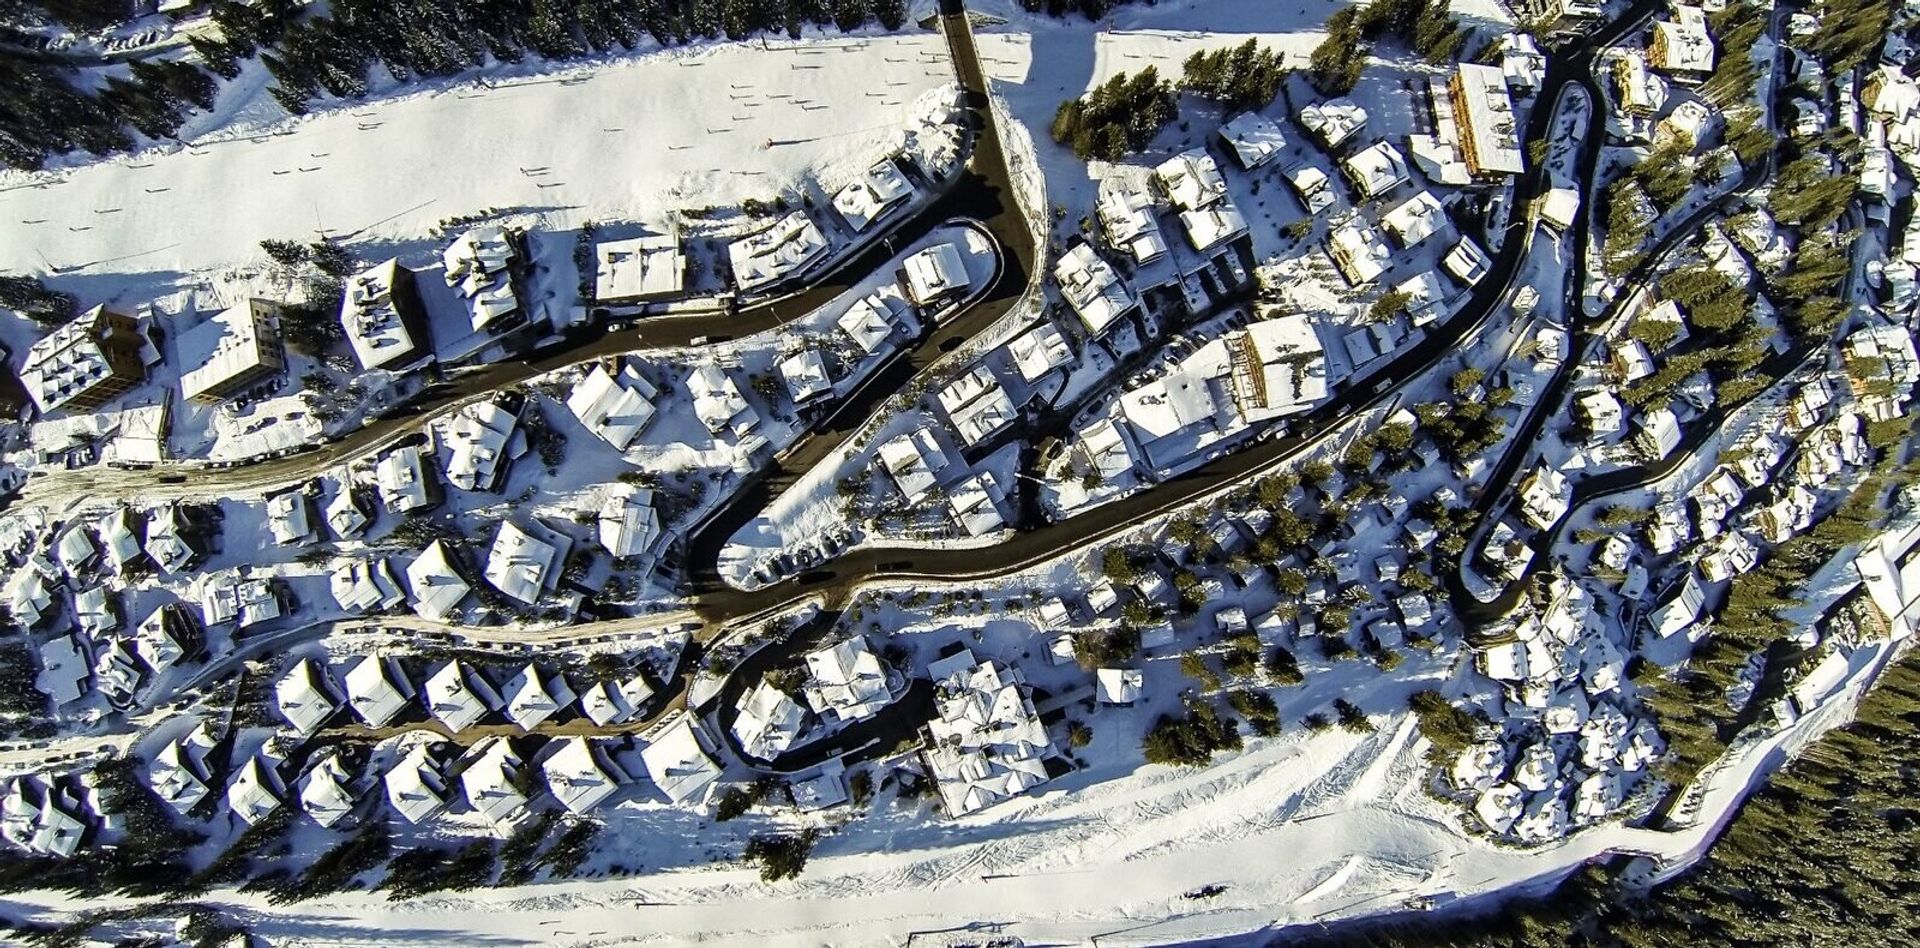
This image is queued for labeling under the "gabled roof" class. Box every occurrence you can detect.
[501,663,575,731]
[384,744,446,824]
[276,657,340,737]
[405,541,470,622]
[640,715,721,805]
[344,656,410,727]
[543,737,621,814]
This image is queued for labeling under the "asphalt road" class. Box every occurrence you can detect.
[677,1,1658,627]
[1444,0,1793,629]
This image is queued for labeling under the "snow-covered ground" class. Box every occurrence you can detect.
[0,32,956,302]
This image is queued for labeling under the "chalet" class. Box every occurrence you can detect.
[1055,243,1136,337]
[1217,111,1289,169]
[443,225,525,333]
[567,363,658,452]
[1298,99,1368,149]
[921,649,1054,817]
[1341,142,1411,201]
[733,680,808,760]
[1095,183,1170,265]
[728,211,830,295]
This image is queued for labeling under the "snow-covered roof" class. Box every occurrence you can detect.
[733,680,808,761]
[344,656,411,727]
[1651,6,1716,74]
[459,737,526,825]
[594,234,687,303]
[1500,32,1546,90]
[1575,388,1624,435]
[1154,149,1229,211]
[688,363,758,437]
[331,555,406,616]
[1518,465,1571,529]
[501,663,575,731]
[1283,164,1336,214]
[837,290,905,355]
[442,225,521,331]
[1225,315,1328,420]
[640,714,721,805]
[1054,243,1135,336]
[324,484,370,540]
[1007,320,1073,382]
[902,242,970,306]
[276,657,340,737]
[802,637,893,724]
[384,744,446,824]
[194,571,282,629]
[1443,237,1492,285]
[341,259,426,371]
[1342,142,1410,200]
[729,211,831,294]
[1612,50,1669,115]
[484,519,569,606]
[1120,370,1218,443]
[1327,220,1392,285]
[1647,571,1706,639]
[543,737,621,814]
[73,584,116,637]
[20,305,145,415]
[1078,417,1138,482]
[1095,667,1143,704]
[923,649,1054,817]
[3,561,54,629]
[598,486,661,560]
[831,158,913,233]
[1217,111,1288,169]
[424,661,499,733]
[133,603,190,673]
[1447,63,1524,176]
[947,470,1009,537]
[374,443,439,514]
[298,753,356,828]
[97,508,141,572]
[580,674,653,727]
[405,540,470,622]
[1299,98,1368,148]
[266,490,314,546]
[1381,191,1449,247]
[779,347,833,404]
[937,365,1016,446]
[226,756,282,826]
[877,428,950,504]
[567,363,658,452]
[1177,199,1250,254]
[149,729,214,815]
[178,300,284,403]
[55,524,98,576]
[1095,183,1169,264]
[440,399,525,493]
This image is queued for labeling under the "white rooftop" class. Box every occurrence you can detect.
[729,211,831,294]
[1054,243,1136,336]
[405,540,470,622]
[1217,111,1289,168]
[567,363,659,452]
[594,234,687,303]
[831,158,914,232]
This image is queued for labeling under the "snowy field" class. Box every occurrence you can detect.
[0,32,955,301]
